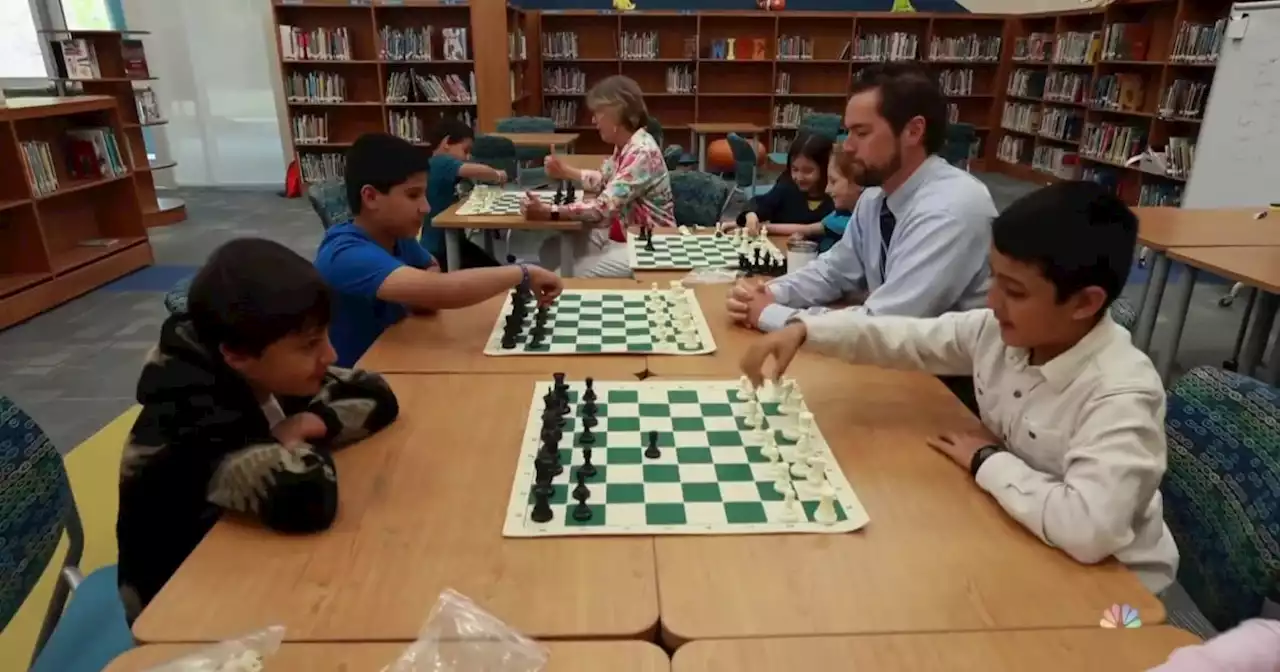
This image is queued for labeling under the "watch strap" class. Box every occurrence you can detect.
[969,444,1003,479]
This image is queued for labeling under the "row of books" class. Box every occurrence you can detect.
[21,130,128,196]
[300,153,345,184]
[1080,121,1146,166]
[386,70,475,104]
[1138,182,1181,207]
[378,26,432,62]
[389,110,428,144]
[21,141,60,196]
[852,33,918,62]
[1082,166,1120,195]
[510,29,527,61]
[928,34,1001,62]
[777,35,818,60]
[135,88,164,125]
[775,71,793,94]
[667,65,695,94]
[1158,79,1209,120]
[1013,33,1053,63]
[292,114,329,144]
[620,31,661,60]
[1001,102,1039,134]
[1054,31,1101,66]
[1007,68,1045,98]
[543,67,586,95]
[996,135,1031,165]
[770,133,794,155]
[543,32,580,59]
[55,37,149,80]
[280,26,352,61]
[936,68,976,97]
[1165,136,1195,180]
[1100,23,1151,62]
[1044,71,1089,105]
[1032,145,1081,180]
[1091,73,1146,112]
[286,71,346,103]
[1040,106,1084,142]
[545,100,578,128]
[774,103,818,129]
[1171,19,1226,63]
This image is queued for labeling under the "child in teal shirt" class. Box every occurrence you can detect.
[768,148,862,252]
[421,118,508,269]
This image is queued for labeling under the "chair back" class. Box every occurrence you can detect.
[645,117,664,148]
[497,116,555,162]
[799,113,842,140]
[663,145,684,171]
[471,134,518,178]
[725,133,759,189]
[306,180,352,231]
[1162,367,1280,631]
[671,171,730,227]
[164,278,191,315]
[0,397,82,636]
[943,123,976,169]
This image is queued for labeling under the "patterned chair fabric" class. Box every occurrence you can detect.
[0,396,78,650]
[471,134,518,180]
[496,116,555,163]
[1162,367,1280,632]
[799,113,842,140]
[306,180,352,231]
[671,171,730,227]
[943,123,976,169]
[164,277,191,315]
[1111,296,1137,331]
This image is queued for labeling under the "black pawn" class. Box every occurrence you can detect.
[565,182,576,204]
[572,500,593,522]
[583,377,597,402]
[572,470,591,502]
[580,446,597,478]
[554,182,564,205]
[580,415,597,445]
[533,462,555,498]
[645,430,661,459]
[644,235,656,253]
[531,489,553,523]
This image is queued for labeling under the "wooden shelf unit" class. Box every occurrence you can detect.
[993,0,1229,206]
[270,0,520,183]
[0,96,154,330]
[530,10,1006,161]
[45,28,187,227]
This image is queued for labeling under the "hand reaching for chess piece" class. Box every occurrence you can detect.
[521,192,554,221]
[526,266,564,305]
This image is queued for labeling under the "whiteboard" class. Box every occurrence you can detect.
[1183,1,1280,208]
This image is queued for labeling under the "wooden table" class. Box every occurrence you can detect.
[1130,207,1280,350]
[357,278,648,378]
[689,123,766,172]
[1157,245,1280,383]
[671,627,1199,671]
[490,132,581,149]
[108,641,669,672]
[654,365,1163,644]
[557,154,611,172]
[432,198,584,275]
[134,374,660,644]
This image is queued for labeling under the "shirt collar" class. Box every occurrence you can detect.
[884,155,946,215]
[1027,314,1126,391]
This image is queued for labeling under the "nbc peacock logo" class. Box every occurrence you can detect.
[1100,603,1142,629]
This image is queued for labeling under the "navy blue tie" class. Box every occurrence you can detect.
[878,200,896,283]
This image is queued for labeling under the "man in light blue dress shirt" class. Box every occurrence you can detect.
[728,61,997,410]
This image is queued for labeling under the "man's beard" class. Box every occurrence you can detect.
[853,149,902,188]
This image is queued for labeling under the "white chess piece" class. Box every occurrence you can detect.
[777,379,795,406]
[773,461,792,495]
[790,455,810,479]
[814,491,838,525]
[806,454,827,485]
[761,433,780,461]
[794,414,814,458]
[782,408,809,441]
[758,379,777,403]
[743,400,762,429]
[737,375,754,397]
[779,488,800,523]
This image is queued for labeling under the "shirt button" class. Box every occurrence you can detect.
[1029,430,1037,439]
[1014,390,1022,399]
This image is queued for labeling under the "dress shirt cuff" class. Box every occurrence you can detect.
[757,303,798,333]
[973,450,1027,493]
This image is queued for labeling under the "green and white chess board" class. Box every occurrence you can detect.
[503,379,870,537]
[456,188,556,216]
[483,288,716,356]
[627,231,782,270]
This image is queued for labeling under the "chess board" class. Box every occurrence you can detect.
[503,378,870,537]
[483,288,716,356]
[627,232,782,270]
[456,188,556,216]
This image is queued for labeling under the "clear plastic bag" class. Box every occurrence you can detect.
[384,589,550,672]
[681,268,739,285]
[143,626,285,671]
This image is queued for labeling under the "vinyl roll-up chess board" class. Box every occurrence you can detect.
[456,188,557,216]
[627,231,782,270]
[503,378,870,537]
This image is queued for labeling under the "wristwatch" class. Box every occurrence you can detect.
[969,444,1004,479]
[550,207,561,221]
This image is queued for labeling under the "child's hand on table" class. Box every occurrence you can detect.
[272,412,329,447]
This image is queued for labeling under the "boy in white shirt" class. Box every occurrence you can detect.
[741,181,1178,593]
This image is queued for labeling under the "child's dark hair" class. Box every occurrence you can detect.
[782,131,833,193]
[993,181,1137,314]
[188,238,332,356]
[423,117,474,151]
[344,133,429,215]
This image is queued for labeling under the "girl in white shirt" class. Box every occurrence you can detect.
[740,181,1178,594]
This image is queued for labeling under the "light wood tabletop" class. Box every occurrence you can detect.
[689,123,767,134]
[555,154,611,172]
[489,132,581,148]
[356,278,649,378]
[108,640,669,672]
[431,199,585,231]
[1135,206,1280,250]
[671,627,1198,671]
[653,365,1164,643]
[133,374,660,644]
[1167,245,1280,293]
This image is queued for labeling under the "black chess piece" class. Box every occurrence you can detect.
[553,372,568,395]
[565,182,576,204]
[645,430,661,459]
[533,461,555,498]
[581,399,598,417]
[579,446,597,478]
[583,377,596,402]
[554,182,565,205]
[572,500,592,522]
[644,235,656,253]
[572,470,591,502]
[531,488,554,523]
[500,334,518,350]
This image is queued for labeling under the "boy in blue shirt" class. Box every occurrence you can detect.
[421,118,508,269]
[315,133,562,367]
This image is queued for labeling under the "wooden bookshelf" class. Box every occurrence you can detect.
[993,0,1229,206]
[0,96,153,330]
[270,0,520,183]
[43,28,187,228]
[529,10,1005,163]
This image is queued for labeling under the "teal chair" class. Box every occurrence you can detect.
[1162,367,1280,634]
[769,113,842,165]
[306,180,352,231]
[496,115,555,164]
[1110,297,1137,331]
[165,277,190,315]
[670,171,731,227]
[471,134,518,180]
[943,123,977,170]
[726,133,770,199]
[1,397,134,671]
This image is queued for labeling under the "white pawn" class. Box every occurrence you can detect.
[794,414,814,458]
[761,432,780,461]
[814,491,838,526]
[773,461,792,495]
[806,454,828,486]
[737,375,754,397]
[779,488,801,523]
[790,455,810,479]
[743,401,762,429]
[758,379,777,403]
[737,384,757,414]
[783,409,810,441]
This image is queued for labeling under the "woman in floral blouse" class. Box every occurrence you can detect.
[521,75,675,277]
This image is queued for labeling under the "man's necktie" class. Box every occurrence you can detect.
[879,199,896,283]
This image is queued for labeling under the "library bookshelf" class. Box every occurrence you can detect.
[995,0,1228,206]
[43,28,187,228]
[0,96,153,330]
[270,0,519,184]
[531,10,1007,164]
